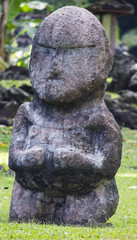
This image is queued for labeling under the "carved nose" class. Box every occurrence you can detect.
[50,57,63,77]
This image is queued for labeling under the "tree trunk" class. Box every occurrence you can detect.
[0,0,8,59]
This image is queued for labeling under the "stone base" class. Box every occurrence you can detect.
[9,179,119,226]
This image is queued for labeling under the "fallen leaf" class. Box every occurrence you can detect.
[2,129,10,135]
[0,143,6,147]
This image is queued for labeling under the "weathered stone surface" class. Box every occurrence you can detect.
[0,85,9,100]
[30,7,112,104]
[19,84,34,95]
[112,109,137,129]
[120,90,137,104]
[0,66,29,80]
[0,118,11,126]
[10,179,118,225]
[9,6,122,226]
[8,87,31,104]
[129,71,137,92]
[0,84,31,103]
[0,85,32,121]
[0,100,19,118]
[104,92,137,129]
[108,50,136,92]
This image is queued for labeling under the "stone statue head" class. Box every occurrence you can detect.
[29,6,113,104]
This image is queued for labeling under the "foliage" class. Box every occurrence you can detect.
[106,91,120,99]
[0,127,137,239]
[1,0,137,67]
[9,46,32,68]
[107,77,112,84]
[6,1,43,67]
[121,28,137,49]
[0,57,9,72]
[118,0,137,38]
[41,0,91,10]
[131,103,137,110]
[4,0,95,67]
[0,79,31,89]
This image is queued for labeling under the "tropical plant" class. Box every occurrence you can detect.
[121,28,137,49]
[1,0,94,68]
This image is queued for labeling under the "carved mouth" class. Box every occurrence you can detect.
[48,77,62,81]
[48,74,62,81]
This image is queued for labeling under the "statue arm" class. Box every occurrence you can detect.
[9,103,44,171]
[53,111,122,177]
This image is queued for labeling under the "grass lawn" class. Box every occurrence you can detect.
[0,126,137,239]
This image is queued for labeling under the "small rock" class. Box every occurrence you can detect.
[7,169,15,176]
[108,51,136,92]
[0,118,11,126]
[0,66,29,80]
[120,90,137,104]
[112,109,137,129]
[128,72,137,92]
[0,165,4,171]
[0,100,19,118]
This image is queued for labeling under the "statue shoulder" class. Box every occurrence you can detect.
[13,102,33,132]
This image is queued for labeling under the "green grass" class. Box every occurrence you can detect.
[0,79,31,89]
[122,128,137,168]
[0,127,137,239]
[0,127,12,171]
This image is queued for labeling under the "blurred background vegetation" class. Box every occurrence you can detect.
[0,0,137,72]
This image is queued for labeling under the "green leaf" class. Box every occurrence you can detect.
[11,28,27,43]
[7,0,21,22]
[20,3,33,12]
[26,1,48,10]
[23,23,37,39]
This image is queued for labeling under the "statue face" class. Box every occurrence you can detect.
[29,6,113,104]
[30,42,111,104]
